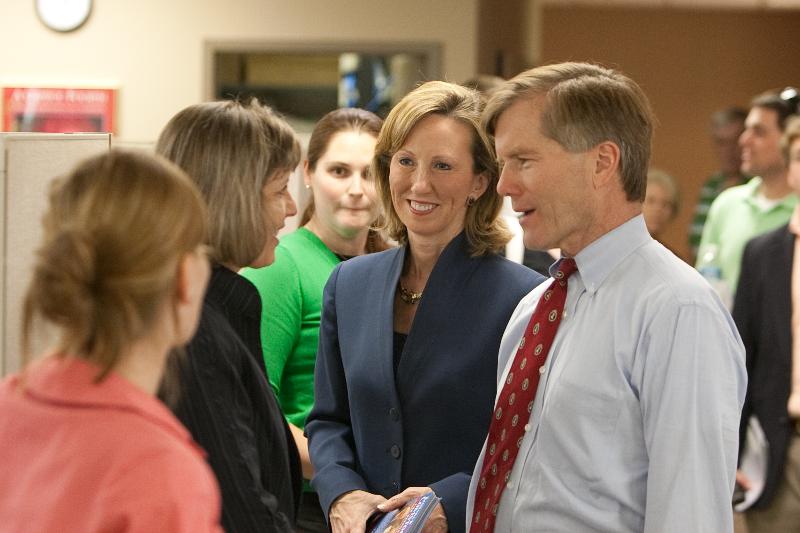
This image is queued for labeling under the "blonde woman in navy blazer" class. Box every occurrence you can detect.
[306,82,544,533]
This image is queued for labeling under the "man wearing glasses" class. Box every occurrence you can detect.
[696,88,800,296]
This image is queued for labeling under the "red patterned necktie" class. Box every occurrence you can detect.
[470,258,578,533]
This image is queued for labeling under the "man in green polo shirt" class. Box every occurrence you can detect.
[687,107,749,263]
[697,89,799,295]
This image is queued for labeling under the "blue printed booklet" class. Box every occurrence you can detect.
[366,492,441,533]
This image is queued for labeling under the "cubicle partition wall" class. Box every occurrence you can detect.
[0,133,110,376]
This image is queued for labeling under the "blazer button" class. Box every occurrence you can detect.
[389,407,400,421]
[392,481,400,491]
[390,444,401,459]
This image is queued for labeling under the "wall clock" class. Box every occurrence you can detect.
[35,0,92,32]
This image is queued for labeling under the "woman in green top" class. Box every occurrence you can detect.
[242,107,388,531]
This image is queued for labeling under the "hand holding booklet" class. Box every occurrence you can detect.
[735,415,768,511]
[366,492,441,533]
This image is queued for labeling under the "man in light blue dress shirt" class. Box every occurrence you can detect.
[465,62,747,532]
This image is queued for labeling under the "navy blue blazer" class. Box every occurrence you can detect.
[306,233,543,532]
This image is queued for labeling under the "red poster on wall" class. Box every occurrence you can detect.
[2,87,115,133]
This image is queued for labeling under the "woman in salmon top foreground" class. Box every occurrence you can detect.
[0,150,223,532]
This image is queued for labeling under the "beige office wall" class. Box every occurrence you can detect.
[0,0,478,145]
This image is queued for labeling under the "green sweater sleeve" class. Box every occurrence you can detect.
[243,228,340,428]
[242,246,302,400]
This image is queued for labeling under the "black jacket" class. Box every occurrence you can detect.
[164,265,302,532]
[733,224,794,509]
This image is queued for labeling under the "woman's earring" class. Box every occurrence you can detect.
[466,196,476,207]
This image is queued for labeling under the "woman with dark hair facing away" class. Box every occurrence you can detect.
[306,82,544,533]
[0,150,221,532]
[242,107,388,531]
[156,99,303,533]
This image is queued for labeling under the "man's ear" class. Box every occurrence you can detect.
[592,141,621,189]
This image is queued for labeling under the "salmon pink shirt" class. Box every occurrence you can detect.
[0,356,223,533]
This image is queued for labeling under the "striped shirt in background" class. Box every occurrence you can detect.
[688,171,749,260]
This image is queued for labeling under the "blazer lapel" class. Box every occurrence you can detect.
[776,228,795,359]
[398,233,480,385]
[377,246,407,400]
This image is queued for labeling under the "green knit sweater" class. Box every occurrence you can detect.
[242,227,340,430]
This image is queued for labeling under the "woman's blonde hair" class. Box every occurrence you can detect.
[22,150,207,380]
[373,81,511,256]
[156,99,301,267]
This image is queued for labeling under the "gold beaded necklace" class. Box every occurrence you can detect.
[398,283,423,305]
